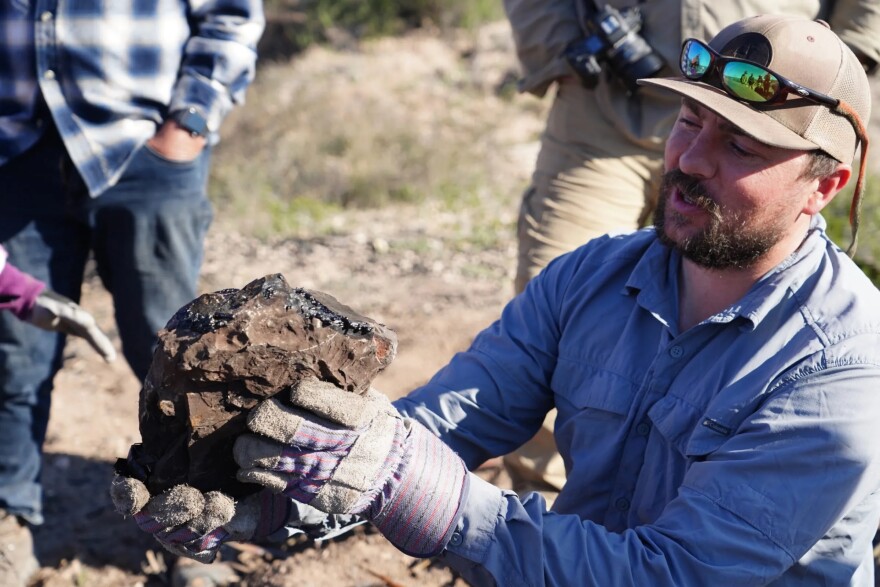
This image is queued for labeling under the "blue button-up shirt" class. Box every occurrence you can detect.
[396,216,880,586]
[0,0,263,196]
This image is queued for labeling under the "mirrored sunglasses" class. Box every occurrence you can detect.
[679,38,839,108]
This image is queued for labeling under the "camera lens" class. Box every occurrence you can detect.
[609,33,665,91]
[622,52,665,84]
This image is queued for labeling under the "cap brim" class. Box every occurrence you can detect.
[638,77,819,152]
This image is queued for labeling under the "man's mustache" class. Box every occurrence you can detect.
[663,169,717,212]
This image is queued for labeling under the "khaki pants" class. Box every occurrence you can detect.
[505,80,665,503]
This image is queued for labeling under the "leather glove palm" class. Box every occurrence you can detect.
[28,289,116,362]
[234,378,469,557]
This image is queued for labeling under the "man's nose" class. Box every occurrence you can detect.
[677,131,718,179]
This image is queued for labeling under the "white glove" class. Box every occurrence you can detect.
[27,289,116,362]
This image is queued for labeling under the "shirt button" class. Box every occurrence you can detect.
[615,497,631,511]
[669,345,684,359]
[44,70,56,80]
[40,11,53,21]
[448,531,463,547]
[636,422,651,436]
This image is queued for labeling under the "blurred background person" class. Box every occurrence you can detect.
[0,2,264,586]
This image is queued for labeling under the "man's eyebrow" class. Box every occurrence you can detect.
[681,97,749,137]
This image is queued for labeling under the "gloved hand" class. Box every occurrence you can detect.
[233,378,469,557]
[109,475,292,562]
[27,289,117,362]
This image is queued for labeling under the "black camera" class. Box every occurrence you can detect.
[564,4,664,93]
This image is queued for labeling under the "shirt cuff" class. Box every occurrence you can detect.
[0,263,46,320]
[443,472,508,560]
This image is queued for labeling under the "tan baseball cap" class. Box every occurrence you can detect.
[638,14,871,164]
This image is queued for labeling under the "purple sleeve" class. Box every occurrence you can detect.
[0,262,46,320]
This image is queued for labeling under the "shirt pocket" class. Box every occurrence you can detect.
[552,357,638,420]
[647,394,732,459]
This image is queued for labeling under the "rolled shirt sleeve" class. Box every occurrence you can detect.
[171,0,266,132]
[501,0,582,96]
[828,0,880,70]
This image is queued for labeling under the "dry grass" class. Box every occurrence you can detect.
[211,19,880,285]
[209,21,548,240]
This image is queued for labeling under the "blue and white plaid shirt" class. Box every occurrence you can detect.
[0,0,264,196]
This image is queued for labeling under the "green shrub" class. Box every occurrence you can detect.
[261,0,503,56]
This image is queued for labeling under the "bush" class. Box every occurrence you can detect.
[261,0,503,58]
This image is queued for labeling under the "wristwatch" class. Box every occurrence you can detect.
[170,107,208,138]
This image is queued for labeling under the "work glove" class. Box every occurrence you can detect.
[109,476,291,562]
[234,378,469,558]
[27,289,117,362]
[110,475,366,562]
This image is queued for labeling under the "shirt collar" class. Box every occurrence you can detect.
[624,216,831,332]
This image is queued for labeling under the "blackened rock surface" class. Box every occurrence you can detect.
[131,274,397,497]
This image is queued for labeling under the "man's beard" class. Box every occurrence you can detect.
[653,169,787,269]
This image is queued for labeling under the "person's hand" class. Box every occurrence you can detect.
[146,120,206,161]
[109,476,291,563]
[27,289,117,362]
[233,378,469,557]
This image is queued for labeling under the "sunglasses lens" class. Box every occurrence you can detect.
[720,62,780,103]
[681,40,712,79]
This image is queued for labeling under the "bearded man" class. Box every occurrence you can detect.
[118,15,880,586]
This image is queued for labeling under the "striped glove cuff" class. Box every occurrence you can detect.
[369,419,469,558]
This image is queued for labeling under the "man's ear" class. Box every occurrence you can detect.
[803,164,852,215]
